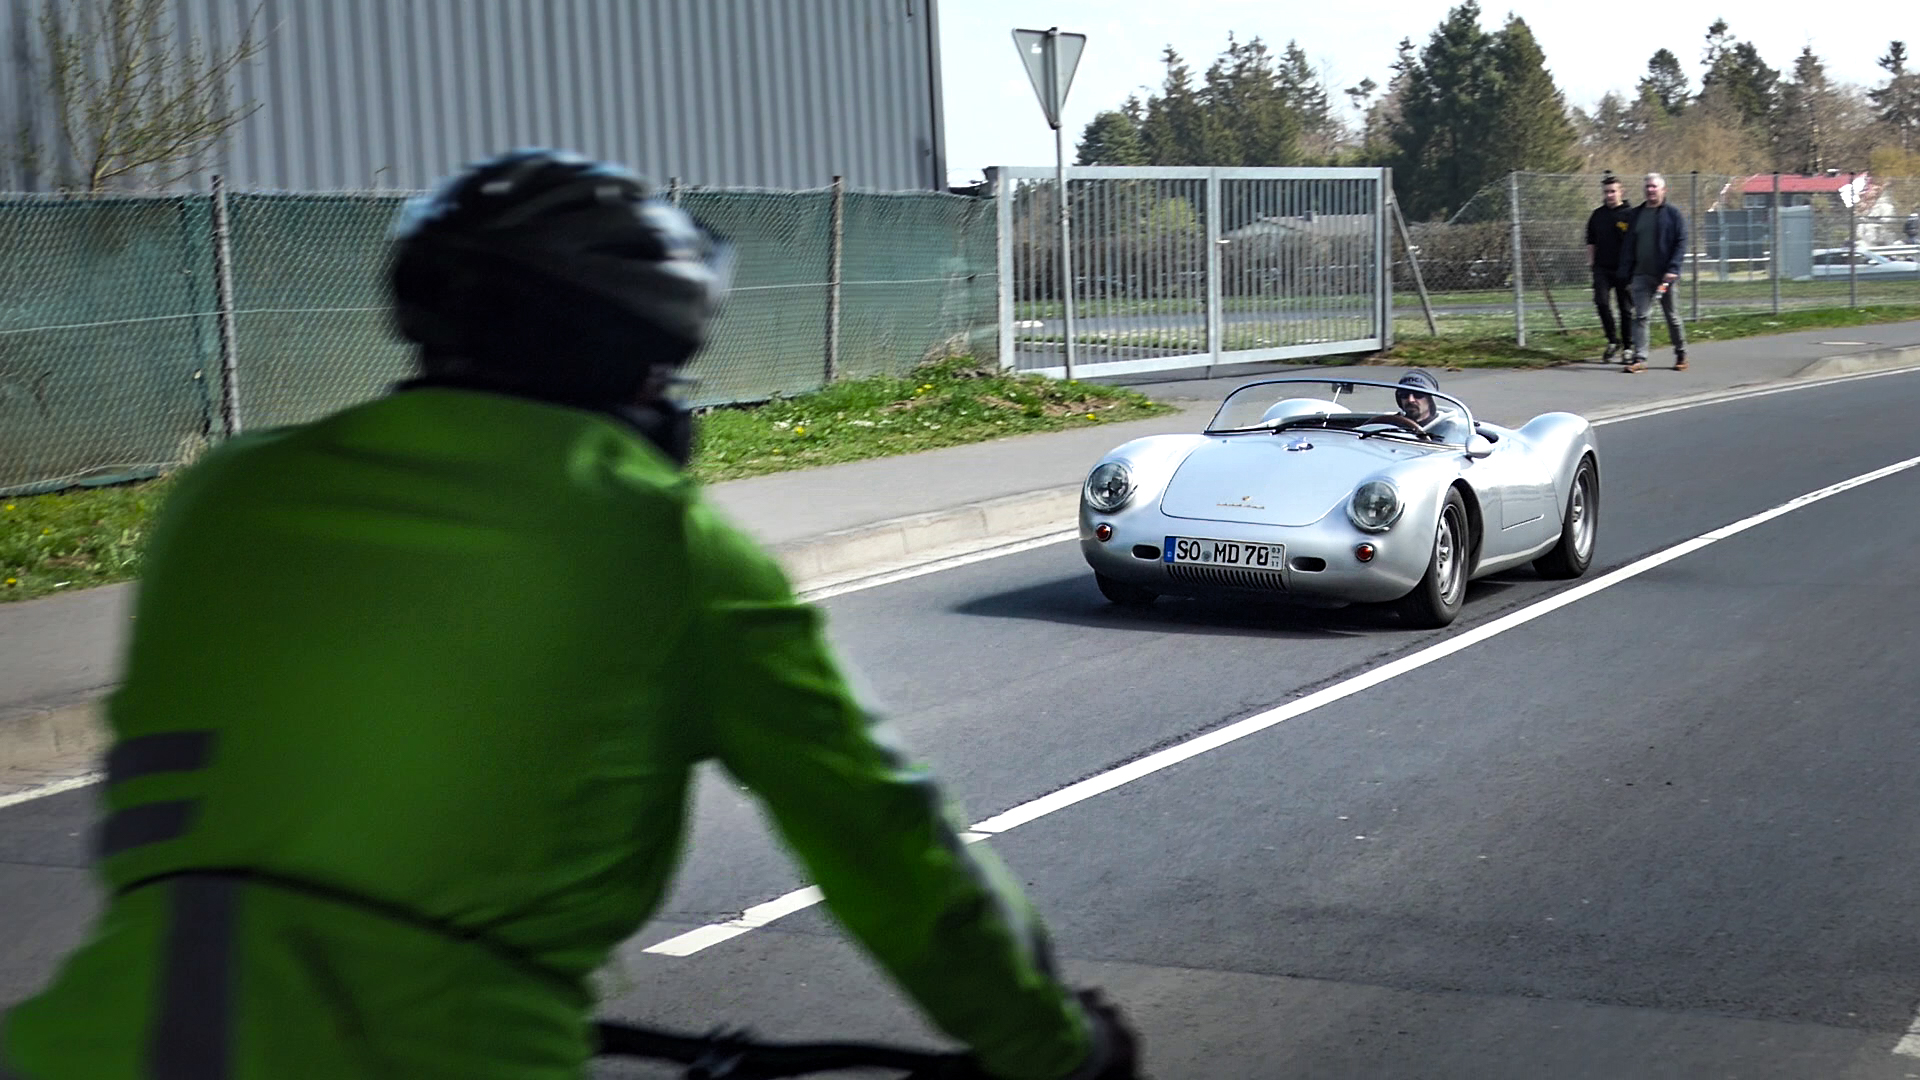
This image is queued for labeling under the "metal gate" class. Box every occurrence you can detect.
[987,166,1393,379]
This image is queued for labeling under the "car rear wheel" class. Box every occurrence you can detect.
[1394,488,1469,629]
[1095,572,1158,607]
[1533,455,1598,580]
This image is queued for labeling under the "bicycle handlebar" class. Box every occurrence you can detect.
[594,1020,978,1079]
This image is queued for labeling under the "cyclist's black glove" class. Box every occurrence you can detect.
[1061,989,1142,1080]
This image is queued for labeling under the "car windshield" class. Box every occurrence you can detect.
[1205,378,1474,446]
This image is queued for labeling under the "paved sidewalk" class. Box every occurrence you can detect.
[4,321,1919,749]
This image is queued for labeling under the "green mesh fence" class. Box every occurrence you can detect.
[836,190,998,379]
[0,186,1000,496]
[227,194,414,432]
[0,195,221,496]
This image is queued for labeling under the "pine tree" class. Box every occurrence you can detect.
[1637,49,1689,116]
[1138,48,1208,165]
[1869,41,1920,151]
[1699,21,1778,142]
[1388,1,1502,220]
[1197,35,1302,166]
[1279,40,1340,159]
[1487,16,1579,174]
[1076,110,1148,166]
[1778,46,1837,173]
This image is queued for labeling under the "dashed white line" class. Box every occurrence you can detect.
[644,451,1920,958]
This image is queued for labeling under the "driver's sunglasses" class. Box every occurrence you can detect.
[1396,391,1427,408]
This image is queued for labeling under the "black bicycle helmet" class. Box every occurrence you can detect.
[389,148,731,406]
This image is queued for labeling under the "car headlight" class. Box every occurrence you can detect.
[1085,462,1134,512]
[1348,480,1402,532]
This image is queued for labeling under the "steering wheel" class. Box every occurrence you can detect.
[1359,413,1429,436]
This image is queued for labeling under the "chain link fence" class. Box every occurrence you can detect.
[0,184,997,496]
[1394,171,1920,344]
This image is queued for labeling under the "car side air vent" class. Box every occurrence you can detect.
[1132,544,1161,560]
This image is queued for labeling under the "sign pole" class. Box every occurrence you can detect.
[1013,26,1086,381]
[1054,83,1076,379]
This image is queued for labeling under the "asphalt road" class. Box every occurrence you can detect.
[6,369,1920,1079]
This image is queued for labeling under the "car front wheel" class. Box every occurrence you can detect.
[1394,488,1469,629]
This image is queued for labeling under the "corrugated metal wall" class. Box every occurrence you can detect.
[1,0,946,192]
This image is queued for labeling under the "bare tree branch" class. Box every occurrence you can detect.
[26,0,269,192]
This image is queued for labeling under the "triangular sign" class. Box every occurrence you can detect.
[1012,27,1086,129]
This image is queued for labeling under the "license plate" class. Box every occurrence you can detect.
[1164,536,1285,570]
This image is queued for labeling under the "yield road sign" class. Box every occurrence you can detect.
[1012,27,1085,130]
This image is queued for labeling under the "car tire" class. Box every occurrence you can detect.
[1394,487,1469,629]
[1095,572,1158,607]
[1532,455,1598,580]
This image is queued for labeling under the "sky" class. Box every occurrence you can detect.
[936,0,1906,185]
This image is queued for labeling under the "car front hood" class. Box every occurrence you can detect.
[1159,434,1413,526]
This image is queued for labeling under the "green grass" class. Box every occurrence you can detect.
[688,357,1171,483]
[1,478,175,602]
[1380,303,1920,368]
[1,359,1171,602]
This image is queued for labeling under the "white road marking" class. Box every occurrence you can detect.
[1896,1012,1920,1058]
[0,770,103,810]
[644,451,1920,957]
[1588,363,1920,427]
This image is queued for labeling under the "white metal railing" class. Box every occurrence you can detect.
[986,166,1394,380]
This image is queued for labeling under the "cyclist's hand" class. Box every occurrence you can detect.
[942,989,1143,1080]
[1062,989,1142,1080]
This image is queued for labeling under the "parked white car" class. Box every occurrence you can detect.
[1809,249,1920,278]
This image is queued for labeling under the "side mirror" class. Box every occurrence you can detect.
[1465,434,1494,459]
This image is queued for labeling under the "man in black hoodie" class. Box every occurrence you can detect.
[1616,172,1689,374]
[1584,175,1634,362]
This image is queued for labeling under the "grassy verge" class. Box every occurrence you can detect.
[1,480,174,602]
[1,359,1171,602]
[1382,303,1920,368]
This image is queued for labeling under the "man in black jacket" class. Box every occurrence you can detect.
[1617,172,1688,373]
[1584,175,1634,362]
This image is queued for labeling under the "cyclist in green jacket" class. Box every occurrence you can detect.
[0,150,1137,1080]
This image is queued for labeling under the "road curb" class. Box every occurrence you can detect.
[1791,344,1920,381]
[773,484,1080,590]
[0,701,107,772]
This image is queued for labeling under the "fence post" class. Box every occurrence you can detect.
[1509,171,1526,347]
[1689,171,1700,321]
[1847,172,1858,308]
[210,174,242,437]
[1770,171,1781,314]
[990,168,1015,371]
[826,176,844,384]
[668,177,682,206]
[1379,167,1395,350]
[1204,169,1222,371]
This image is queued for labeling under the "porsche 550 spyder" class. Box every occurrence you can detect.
[1079,374,1600,627]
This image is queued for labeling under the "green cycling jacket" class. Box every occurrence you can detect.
[0,388,1092,1080]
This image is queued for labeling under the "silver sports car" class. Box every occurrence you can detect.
[1080,373,1600,627]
